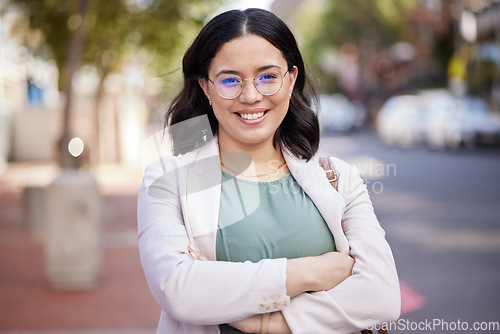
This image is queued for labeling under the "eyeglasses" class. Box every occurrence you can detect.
[207,70,290,99]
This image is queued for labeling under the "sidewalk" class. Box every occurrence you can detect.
[0,162,159,333]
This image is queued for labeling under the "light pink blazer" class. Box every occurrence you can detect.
[137,138,400,333]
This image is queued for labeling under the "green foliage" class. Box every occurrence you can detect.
[6,0,223,97]
[295,0,419,94]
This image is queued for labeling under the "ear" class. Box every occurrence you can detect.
[198,78,211,100]
[288,66,299,96]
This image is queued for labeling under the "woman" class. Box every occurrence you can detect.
[138,8,400,334]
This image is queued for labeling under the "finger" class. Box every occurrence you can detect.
[188,245,199,260]
[188,245,209,261]
[197,251,209,261]
[191,246,208,261]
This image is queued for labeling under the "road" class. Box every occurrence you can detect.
[319,128,500,333]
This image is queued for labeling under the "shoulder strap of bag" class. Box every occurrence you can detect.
[319,156,344,235]
[319,156,339,191]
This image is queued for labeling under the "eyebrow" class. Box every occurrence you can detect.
[215,64,282,78]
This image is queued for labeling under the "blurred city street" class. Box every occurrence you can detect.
[1,128,499,333]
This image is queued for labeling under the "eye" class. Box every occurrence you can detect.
[218,76,241,87]
[257,72,279,83]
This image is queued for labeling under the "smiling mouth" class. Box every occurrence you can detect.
[237,110,268,120]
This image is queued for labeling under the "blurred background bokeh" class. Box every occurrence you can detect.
[0,0,499,333]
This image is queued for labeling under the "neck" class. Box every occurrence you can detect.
[218,134,283,164]
[218,136,287,179]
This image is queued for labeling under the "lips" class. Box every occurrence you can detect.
[239,111,265,120]
[235,109,269,122]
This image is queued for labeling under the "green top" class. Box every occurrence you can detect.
[216,171,336,333]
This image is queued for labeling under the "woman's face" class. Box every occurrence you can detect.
[199,34,298,151]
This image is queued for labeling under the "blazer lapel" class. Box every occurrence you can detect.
[184,139,222,260]
[285,152,350,254]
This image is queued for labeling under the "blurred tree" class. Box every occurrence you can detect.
[4,0,223,166]
[293,0,456,122]
[297,0,418,94]
[7,0,220,91]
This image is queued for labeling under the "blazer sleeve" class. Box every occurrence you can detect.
[137,158,289,326]
[281,161,401,333]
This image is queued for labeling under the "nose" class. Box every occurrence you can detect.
[238,79,263,104]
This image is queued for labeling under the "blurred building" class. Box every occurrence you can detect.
[455,0,500,109]
[0,12,58,169]
[0,9,153,170]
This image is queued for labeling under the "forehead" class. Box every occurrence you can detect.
[209,34,287,74]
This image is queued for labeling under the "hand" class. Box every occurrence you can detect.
[229,314,261,333]
[229,313,291,334]
[188,245,209,261]
[308,252,354,292]
[286,251,354,297]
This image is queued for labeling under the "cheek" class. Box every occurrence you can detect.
[211,106,224,123]
[272,92,291,111]
[211,99,233,121]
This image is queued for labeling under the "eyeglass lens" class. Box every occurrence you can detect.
[215,71,285,99]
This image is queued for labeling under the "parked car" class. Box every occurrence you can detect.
[377,91,500,149]
[317,94,365,132]
[421,91,500,149]
[458,97,500,146]
[376,95,425,148]
[420,90,462,150]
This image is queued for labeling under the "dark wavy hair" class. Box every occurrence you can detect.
[166,8,319,160]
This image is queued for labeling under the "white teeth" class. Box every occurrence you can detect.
[240,112,265,120]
